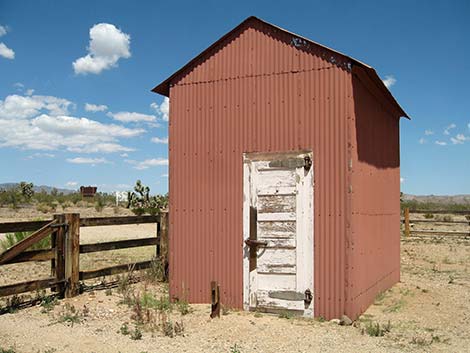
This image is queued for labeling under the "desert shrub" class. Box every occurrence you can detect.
[40,296,58,313]
[0,348,17,353]
[401,200,470,213]
[37,203,53,214]
[144,257,166,283]
[230,344,242,353]
[424,213,434,219]
[130,326,143,340]
[436,215,453,222]
[94,196,105,212]
[176,298,191,316]
[62,201,73,209]
[119,323,130,335]
[278,310,293,319]
[363,321,391,337]
[4,295,21,313]
[0,182,33,208]
[56,304,83,326]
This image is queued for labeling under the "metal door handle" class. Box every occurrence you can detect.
[245,239,268,247]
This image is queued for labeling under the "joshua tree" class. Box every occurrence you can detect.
[127,180,168,215]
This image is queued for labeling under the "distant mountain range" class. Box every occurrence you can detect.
[402,194,470,205]
[0,183,76,195]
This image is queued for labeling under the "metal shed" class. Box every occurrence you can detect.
[152,16,409,320]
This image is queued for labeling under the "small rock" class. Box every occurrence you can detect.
[329,318,340,324]
[340,315,353,326]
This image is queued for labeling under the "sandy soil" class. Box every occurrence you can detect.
[0,209,469,353]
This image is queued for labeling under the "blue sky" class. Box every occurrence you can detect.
[0,0,469,195]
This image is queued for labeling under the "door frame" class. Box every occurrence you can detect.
[242,150,314,316]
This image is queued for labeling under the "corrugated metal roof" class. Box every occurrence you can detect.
[152,16,409,119]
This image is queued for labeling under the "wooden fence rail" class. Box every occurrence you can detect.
[0,213,168,299]
[408,209,470,215]
[402,207,470,238]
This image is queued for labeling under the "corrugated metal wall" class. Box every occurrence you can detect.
[168,21,353,319]
[346,68,401,319]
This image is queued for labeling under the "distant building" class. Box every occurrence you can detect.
[80,186,97,198]
[115,191,129,206]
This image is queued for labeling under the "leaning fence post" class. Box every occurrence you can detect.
[65,213,80,297]
[404,207,410,237]
[52,214,66,296]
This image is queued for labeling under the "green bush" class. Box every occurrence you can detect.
[0,231,50,251]
[363,321,391,337]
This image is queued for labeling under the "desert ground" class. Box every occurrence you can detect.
[0,207,469,353]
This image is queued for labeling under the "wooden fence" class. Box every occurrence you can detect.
[402,208,470,238]
[0,213,168,298]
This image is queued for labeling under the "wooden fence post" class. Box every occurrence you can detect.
[52,214,66,296]
[404,207,410,237]
[65,213,80,298]
[210,281,220,318]
[160,212,169,280]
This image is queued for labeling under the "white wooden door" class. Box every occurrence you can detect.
[243,151,314,317]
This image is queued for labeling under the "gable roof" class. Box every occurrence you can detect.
[152,16,409,119]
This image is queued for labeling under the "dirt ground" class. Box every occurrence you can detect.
[0,208,469,353]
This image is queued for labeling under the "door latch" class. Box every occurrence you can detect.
[304,289,313,304]
[245,239,268,247]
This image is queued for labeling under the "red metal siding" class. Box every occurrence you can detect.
[346,69,401,319]
[168,22,353,319]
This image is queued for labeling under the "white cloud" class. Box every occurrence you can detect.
[0,25,14,60]
[73,23,131,75]
[26,152,55,159]
[151,136,168,144]
[382,75,396,89]
[25,89,34,96]
[418,138,426,144]
[125,158,168,170]
[424,129,434,136]
[66,181,78,187]
[85,103,108,112]
[450,134,467,145]
[0,92,145,154]
[161,174,169,178]
[443,123,456,135]
[107,111,156,123]
[13,82,24,89]
[468,123,470,130]
[68,142,134,153]
[0,42,15,59]
[400,177,405,184]
[150,97,169,121]
[0,94,73,119]
[66,157,109,165]
[0,25,7,37]
[120,153,129,157]
[435,141,447,146]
